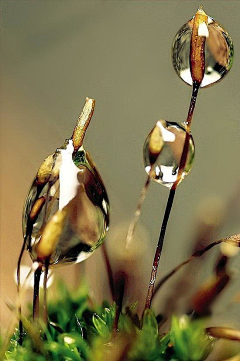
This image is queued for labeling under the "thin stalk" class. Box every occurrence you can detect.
[16,263,40,316]
[43,261,49,324]
[75,263,84,289]
[113,271,126,331]
[185,84,199,128]
[33,264,42,320]
[144,187,176,309]
[102,242,115,301]
[144,82,200,311]
[153,235,240,298]
[126,175,151,249]
[0,263,38,359]
[173,84,199,191]
[104,175,152,323]
[16,236,27,344]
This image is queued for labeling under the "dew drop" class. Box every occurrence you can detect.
[143,120,195,188]
[14,265,54,288]
[172,15,234,87]
[22,139,110,266]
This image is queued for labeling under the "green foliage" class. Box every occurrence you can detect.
[2,282,215,361]
[92,302,116,337]
[170,315,214,361]
[128,309,169,360]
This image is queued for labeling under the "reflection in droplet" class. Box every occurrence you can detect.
[172,15,234,87]
[14,265,54,288]
[143,120,195,188]
[22,139,110,266]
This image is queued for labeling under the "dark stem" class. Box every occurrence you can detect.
[152,238,233,298]
[33,264,42,320]
[172,133,190,191]
[144,84,200,311]
[114,271,127,330]
[17,236,27,345]
[185,83,200,128]
[102,242,115,301]
[172,84,200,191]
[144,187,176,310]
[43,261,49,324]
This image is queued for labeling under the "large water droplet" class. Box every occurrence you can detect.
[143,120,195,188]
[22,139,110,266]
[172,15,234,87]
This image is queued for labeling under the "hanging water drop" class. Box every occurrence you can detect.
[22,141,110,265]
[143,120,195,188]
[172,12,234,87]
[22,98,110,266]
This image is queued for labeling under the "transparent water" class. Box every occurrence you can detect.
[143,120,195,188]
[22,139,110,266]
[172,16,234,87]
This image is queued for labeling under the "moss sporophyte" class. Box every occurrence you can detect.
[2,7,240,361]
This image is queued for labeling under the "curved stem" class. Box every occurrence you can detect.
[153,235,240,298]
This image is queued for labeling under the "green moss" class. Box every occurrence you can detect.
[1,281,216,361]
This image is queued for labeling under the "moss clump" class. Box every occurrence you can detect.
[3,281,214,361]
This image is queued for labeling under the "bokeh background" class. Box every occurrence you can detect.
[1,0,240,347]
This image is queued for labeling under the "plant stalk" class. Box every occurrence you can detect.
[43,261,49,324]
[102,242,115,302]
[126,175,151,249]
[33,264,42,320]
[144,187,176,309]
[17,236,27,345]
[152,234,240,298]
[144,80,201,311]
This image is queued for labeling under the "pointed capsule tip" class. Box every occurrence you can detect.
[196,5,207,16]
[86,97,95,104]
[72,97,96,150]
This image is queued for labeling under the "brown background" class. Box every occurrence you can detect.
[1,0,240,331]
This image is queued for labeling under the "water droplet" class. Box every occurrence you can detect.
[143,120,195,188]
[172,15,234,87]
[22,139,110,266]
[14,265,54,288]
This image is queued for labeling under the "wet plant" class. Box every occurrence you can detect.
[1,6,240,361]
[143,6,234,310]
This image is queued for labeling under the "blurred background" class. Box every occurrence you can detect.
[1,0,240,350]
